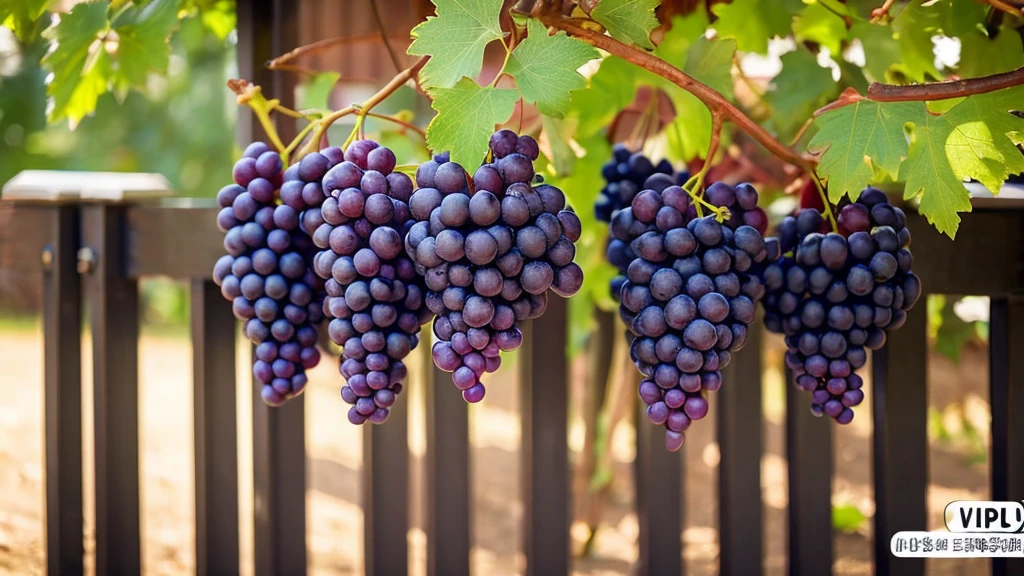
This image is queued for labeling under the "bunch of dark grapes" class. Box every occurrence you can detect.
[213,142,325,406]
[703,181,770,235]
[595,144,685,222]
[311,140,431,425]
[761,188,921,423]
[408,130,584,403]
[614,183,768,451]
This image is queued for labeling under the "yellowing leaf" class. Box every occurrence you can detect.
[407,0,503,89]
[41,1,109,124]
[591,0,660,50]
[711,0,800,55]
[426,78,518,167]
[899,115,971,239]
[505,19,599,118]
[809,100,918,203]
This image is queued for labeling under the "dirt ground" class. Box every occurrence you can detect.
[0,318,994,575]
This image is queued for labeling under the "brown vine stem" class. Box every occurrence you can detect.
[869,0,896,21]
[267,33,409,70]
[534,12,820,176]
[364,112,427,138]
[369,0,404,73]
[983,0,1024,17]
[866,65,1024,101]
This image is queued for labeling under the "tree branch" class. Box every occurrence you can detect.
[535,12,818,173]
[867,65,1024,101]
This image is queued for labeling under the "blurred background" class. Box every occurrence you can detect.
[0,0,1002,574]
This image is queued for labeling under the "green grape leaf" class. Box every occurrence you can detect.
[940,88,1024,195]
[590,0,661,50]
[111,0,180,86]
[426,78,518,167]
[407,0,503,89]
[665,91,712,160]
[572,55,640,139]
[711,0,799,55]
[794,2,848,55]
[505,19,599,118]
[765,49,838,141]
[849,22,899,82]
[300,72,340,110]
[808,99,918,203]
[891,1,941,82]
[1,0,53,42]
[899,113,971,239]
[653,12,709,69]
[41,1,110,125]
[683,36,736,100]
[958,28,1024,79]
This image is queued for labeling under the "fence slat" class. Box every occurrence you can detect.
[83,204,142,575]
[719,325,763,576]
[425,353,470,576]
[989,296,1024,576]
[786,369,833,576]
[635,386,683,576]
[521,296,570,576]
[191,279,239,576]
[43,205,83,576]
[364,388,410,576]
[872,307,928,576]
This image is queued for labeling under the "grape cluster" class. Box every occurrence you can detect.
[761,188,921,423]
[595,144,684,222]
[213,142,325,406]
[408,130,584,402]
[614,183,768,451]
[703,181,770,235]
[311,140,431,425]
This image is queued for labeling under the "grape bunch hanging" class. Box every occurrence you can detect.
[610,177,769,451]
[408,130,584,403]
[761,187,921,423]
[212,143,326,406]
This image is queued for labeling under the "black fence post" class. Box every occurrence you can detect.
[634,388,684,576]
[364,390,410,576]
[42,204,84,576]
[872,307,928,576]
[719,325,763,576]
[425,348,471,576]
[191,279,240,576]
[81,204,142,575]
[520,296,571,576]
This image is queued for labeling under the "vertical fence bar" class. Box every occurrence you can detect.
[635,386,684,576]
[785,369,833,576]
[82,204,141,575]
[989,296,1024,576]
[364,390,410,576]
[43,204,84,576]
[238,1,307,574]
[872,307,928,576]
[191,279,239,576]
[520,296,570,576]
[425,352,470,576]
[719,325,763,576]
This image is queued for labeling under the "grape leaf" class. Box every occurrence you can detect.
[426,78,518,167]
[808,100,919,203]
[1,0,53,42]
[711,0,799,55]
[573,55,640,139]
[505,19,599,118]
[765,49,838,141]
[110,0,180,86]
[958,28,1024,79]
[665,92,712,160]
[849,22,899,82]
[41,1,109,125]
[890,1,941,82]
[407,0,503,89]
[300,72,340,110]
[683,36,736,100]
[653,11,710,69]
[590,0,660,50]
[794,2,848,55]
[940,88,1024,195]
[899,113,971,238]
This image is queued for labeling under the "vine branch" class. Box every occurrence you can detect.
[369,0,404,73]
[534,11,820,175]
[267,32,410,70]
[866,65,1024,101]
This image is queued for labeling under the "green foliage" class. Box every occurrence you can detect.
[1,0,53,42]
[765,49,838,141]
[590,0,660,49]
[793,1,848,56]
[505,19,600,118]
[407,0,504,89]
[832,503,868,534]
[711,0,799,54]
[300,72,341,111]
[425,79,519,167]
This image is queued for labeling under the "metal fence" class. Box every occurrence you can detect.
[2,1,1024,575]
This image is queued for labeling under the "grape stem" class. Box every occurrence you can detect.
[866,65,1024,101]
[981,0,1024,17]
[363,112,427,138]
[812,174,839,233]
[869,0,896,21]
[228,81,288,156]
[682,114,729,222]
